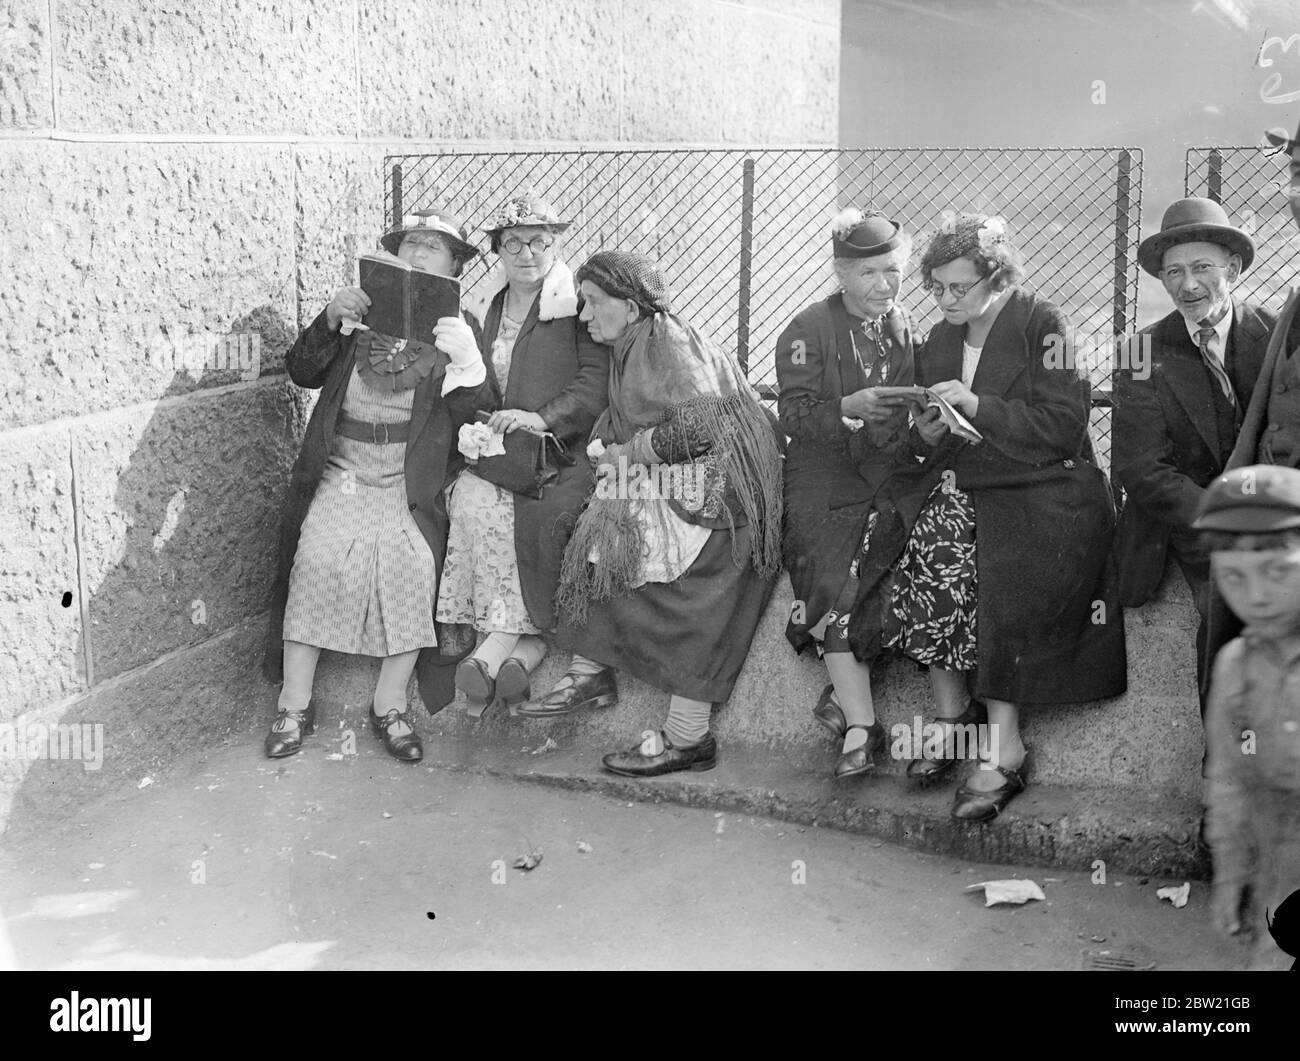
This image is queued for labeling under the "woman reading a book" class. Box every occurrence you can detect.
[892,212,1126,820]
[522,250,784,779]
[262,209,490,762]
[776,209,941,779]
[435,192,609,713]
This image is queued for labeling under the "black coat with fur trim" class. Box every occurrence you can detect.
[468,267,610,631]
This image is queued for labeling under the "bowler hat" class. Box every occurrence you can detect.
[1192,465,1300,533]
[381,208,479,261]
[1137,197,1255,277]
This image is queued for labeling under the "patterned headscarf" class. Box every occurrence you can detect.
[576,251,672,316]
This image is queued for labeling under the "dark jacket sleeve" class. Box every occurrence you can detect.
[536,324,610,443]
[286,309,345,389]
[1113,329,1206,528]
[969,301,1091,464]
[775,307,851,448]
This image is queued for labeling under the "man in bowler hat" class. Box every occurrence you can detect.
[1113,197,1276,710]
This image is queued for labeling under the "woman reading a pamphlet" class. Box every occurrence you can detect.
[776,209,943,780]
[262,209,491,763]
[892,212,1126,820]
[435,192,609,715]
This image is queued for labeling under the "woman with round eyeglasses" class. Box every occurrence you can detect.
[886,212,1127,821]
[435,192,610,715]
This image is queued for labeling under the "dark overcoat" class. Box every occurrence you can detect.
[776,294,941,661]
[916,288,1127,704]
[1227,288,1300,472]
[262,310,491,712]
[472,273,609,630]
[1113,300,1275,605]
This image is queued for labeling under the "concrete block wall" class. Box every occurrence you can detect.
[0,0,840,831]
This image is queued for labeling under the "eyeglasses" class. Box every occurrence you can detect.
[927,276,988,301]
[1159,262,1230,284]
[501,235,555,255]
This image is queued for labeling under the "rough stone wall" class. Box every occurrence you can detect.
[0,0,839,812]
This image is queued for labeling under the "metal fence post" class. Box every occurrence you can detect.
[737,157,755,375]
[1111,149,1132,337]
[391,164,404,228]
[1208,149,1222,204]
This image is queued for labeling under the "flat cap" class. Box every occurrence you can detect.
[1193,465,1300,533]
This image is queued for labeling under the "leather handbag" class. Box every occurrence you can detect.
[469,410,574,499]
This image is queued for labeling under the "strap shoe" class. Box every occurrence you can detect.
[264,701,316,759]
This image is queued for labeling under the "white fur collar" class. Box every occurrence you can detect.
[463,259,578,325]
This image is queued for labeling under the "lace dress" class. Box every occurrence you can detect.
[435,313,542,635]
[282,363,438,655]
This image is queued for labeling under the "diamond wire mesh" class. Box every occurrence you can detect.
[1185,146,1298,312]
[385,147,1142,474]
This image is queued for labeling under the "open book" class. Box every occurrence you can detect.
[357,251,461,343]
[874,385,983,444]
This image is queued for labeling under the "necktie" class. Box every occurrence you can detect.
[1196,322,1235,406]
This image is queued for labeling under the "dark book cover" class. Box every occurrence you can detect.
[358,253,461,343]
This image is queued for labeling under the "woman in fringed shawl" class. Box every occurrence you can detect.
[777,209,942,780]
[518,251,785,777]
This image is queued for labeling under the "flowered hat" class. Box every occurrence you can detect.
[482,190,572,242]
[831,207,907,258]
[381,207,479,261]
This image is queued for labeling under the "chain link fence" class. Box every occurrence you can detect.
[385,147,1143,473]
[1185,146,1297,311]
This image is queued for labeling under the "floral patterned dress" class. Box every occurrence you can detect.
[435,313,542,635]
[886,473,978,670]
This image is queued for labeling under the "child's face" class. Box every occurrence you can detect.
[1213,542,1300,635]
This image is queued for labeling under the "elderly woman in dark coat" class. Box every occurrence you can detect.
[522,251,784,778]
[435,192,609,713]
[777,209,939,779]
[893,212,1126,820]
[262,208,491,762]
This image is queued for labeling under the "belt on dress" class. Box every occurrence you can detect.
[335,415,411,445]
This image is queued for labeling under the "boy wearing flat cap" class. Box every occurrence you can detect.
[1195,465,1300,969]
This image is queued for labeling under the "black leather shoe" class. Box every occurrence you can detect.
[265,702,316,759]
[812,684,847,740]
[495,657,531,706]
[369,707,424,763]
[832,721,886,779]
[952,756,1028,823]
[517,667,618,717]
[906,698,987,786]
[602,731,717,776]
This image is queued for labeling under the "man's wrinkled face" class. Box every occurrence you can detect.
[1159,241,1239,325]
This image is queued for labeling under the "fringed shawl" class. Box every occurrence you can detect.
[558,313,783,624]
